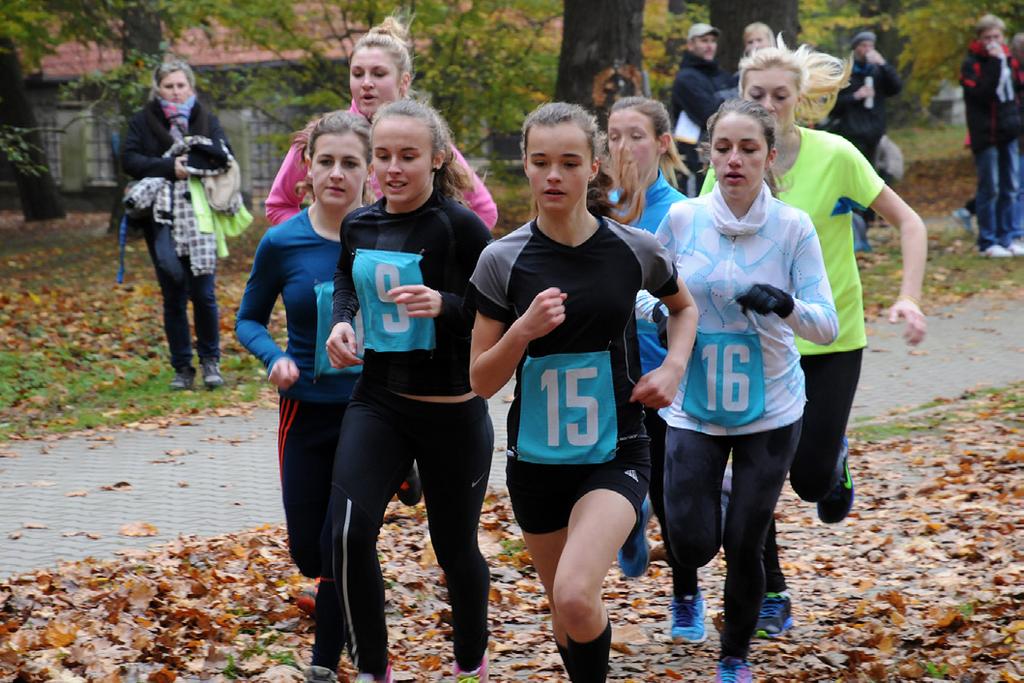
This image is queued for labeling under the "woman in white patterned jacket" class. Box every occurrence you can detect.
[635,98,837,683]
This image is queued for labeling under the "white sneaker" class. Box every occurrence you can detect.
[982,244,1013,258]
[1008,241,1024,256]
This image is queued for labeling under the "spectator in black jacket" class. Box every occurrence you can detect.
[121,59,231,388]
[961,14,1023,257]
[831,31,902,167]
[670,22,738,194]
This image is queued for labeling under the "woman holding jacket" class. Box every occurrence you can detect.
[122,59,232,390]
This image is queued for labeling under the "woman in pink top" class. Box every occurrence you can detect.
[266,15,498,229]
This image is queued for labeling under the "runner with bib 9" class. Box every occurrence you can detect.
[468,102,698,683]
[637,98,838,683]
[325,100,493,683]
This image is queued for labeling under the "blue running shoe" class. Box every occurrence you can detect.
[670,590,707,644]
[951,207,973,233]
[755,592,792,638]
[817,437,854,523]
[716,657,752,683]
[617,497,651,578]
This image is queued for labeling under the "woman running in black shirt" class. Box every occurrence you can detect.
[468,102,697,682]
[325,99,493,683]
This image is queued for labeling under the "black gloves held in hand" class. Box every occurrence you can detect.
[736,284,795,318]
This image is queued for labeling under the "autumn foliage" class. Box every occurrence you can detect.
[1,386,1022,681]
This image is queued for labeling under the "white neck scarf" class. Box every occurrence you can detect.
[997,53,1015,103]
[710,181,771,237]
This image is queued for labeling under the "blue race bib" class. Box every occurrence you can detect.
[517,351,617,465]
[683,331,766,427]
[352,249,436,353]
[313,281,363,380]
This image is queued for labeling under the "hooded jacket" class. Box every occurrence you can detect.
[670,50,738,139]
[960,40,1022,153]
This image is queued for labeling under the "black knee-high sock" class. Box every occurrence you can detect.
[312,578,347,669]
[566,620,612,682]
[556,640,577,680]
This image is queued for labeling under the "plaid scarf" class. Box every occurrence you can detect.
[159,95,196,142]
[162,137,218,275]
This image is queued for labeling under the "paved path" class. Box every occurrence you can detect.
[2,294,1022,578]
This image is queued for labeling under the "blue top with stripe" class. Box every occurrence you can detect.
[236,209,358,403]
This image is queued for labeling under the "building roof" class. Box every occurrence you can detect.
[36,22,353,81]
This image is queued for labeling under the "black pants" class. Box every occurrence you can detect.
[644,407,688,597]
[278,397,347,669]
[664,422,802,660]
[763,349,863,593]
[142,221,219,371]
[330,381,493,676]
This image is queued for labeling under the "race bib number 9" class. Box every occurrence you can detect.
[352,249,436,353]
[517,351,617,465]
[683,331,766,427]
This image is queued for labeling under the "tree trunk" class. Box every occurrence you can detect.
[554,0,646,125]
[122,0,163,57]
[0,38,66,221]
[110,0,165,232]
[709,0,799,74]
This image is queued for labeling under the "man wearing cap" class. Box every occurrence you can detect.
[830,31,902,167]
[670,22,738,194]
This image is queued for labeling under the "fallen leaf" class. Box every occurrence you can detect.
[43,619,78,647]
[119,522,158,537]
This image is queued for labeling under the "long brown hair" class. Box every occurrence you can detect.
[291,111,372,202]
[705,98,781,195]
[608,96,688,224]
[521,102,614,218]
[372,99,473,201]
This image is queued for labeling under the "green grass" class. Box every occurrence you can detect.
[887,123,969,163]
[850,382,1024,443]
[0,217,278,441]
[856,222,1024,315]
[0,350,268,436]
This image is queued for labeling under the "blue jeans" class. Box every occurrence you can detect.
[974,141,1019,251]
[143,224,220,371]
[1016,149,1024,242]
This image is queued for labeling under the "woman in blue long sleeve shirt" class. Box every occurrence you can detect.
[235,111,370,682]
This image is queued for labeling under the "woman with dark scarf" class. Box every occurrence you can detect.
[122,59,232,390]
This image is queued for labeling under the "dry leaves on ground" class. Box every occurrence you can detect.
[0,389,1021,682]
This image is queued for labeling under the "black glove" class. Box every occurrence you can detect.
[736,284,795,318]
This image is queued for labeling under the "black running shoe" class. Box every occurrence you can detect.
[397,462,423,506]
[817,438,854,524]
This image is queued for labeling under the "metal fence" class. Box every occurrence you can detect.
[86,114,120,186]
[246,109,290,201]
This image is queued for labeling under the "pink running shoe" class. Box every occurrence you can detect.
[454,653,488,682]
